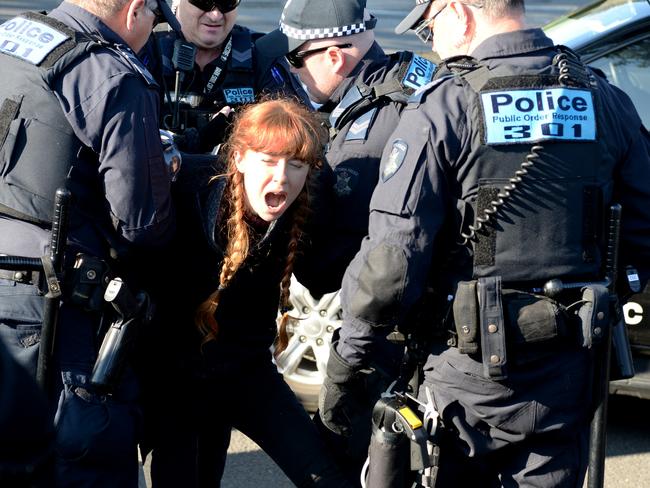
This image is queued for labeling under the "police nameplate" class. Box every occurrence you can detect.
[402,55,436,92]
[0,16,69,65]
[480,87,597,144]
[223,87,255,104]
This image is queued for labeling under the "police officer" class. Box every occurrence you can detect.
[0,0,174,486]
[258,0,437,297]
[319,0,650,486]
[143,0,308,153]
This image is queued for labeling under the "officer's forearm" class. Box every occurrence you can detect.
[335,318,383,367]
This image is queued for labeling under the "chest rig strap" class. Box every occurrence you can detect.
[328,51,436,140]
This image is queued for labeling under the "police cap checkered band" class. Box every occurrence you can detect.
[255,0,376,58]
[395,0,434,35]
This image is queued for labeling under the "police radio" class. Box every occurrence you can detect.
[171,40,197,130]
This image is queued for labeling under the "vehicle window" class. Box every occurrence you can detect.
[590,36,650,128]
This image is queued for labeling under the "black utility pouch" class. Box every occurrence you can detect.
[452,281,479,354]
[577,285,609,348]
[502,290,568,364]
[504,291,567,344]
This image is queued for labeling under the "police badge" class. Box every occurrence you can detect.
[382,139,408,182]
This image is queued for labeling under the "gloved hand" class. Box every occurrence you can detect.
[197,106,234,153]
[318,344,368,437]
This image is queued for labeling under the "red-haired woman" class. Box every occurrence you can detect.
[141,98,352,487]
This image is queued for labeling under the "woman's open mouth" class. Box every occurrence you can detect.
[265,191,287,211]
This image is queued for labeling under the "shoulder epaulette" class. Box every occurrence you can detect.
[109,43,158,87]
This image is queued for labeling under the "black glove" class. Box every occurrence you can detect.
[197,110,233,153]
[318,344,369,437]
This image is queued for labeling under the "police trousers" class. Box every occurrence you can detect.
[149,357,353,487]
[0,279,141,488]
[420,346,592,488]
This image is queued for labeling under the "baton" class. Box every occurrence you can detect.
[35,188,71,389]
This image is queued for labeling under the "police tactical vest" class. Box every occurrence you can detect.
[158,25,259,112]
[328,51,437,142]
[0,12,152,227]
[447,49,611,283]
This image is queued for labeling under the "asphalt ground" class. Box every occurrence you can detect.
[3,1,650,487]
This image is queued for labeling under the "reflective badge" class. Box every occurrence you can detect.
[0,16,68,65]
[402,55,436,92]
[382,139,408,182]
[223,87,255,104]
[334,168,359,197]
[480,87,597,144]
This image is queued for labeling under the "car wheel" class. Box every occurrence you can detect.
[274,275,342,412]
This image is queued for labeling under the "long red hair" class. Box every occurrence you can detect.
[195,98,326,354]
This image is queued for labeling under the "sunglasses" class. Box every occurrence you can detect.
[413,3,448,44]
[413,1,484,45]
[188,0,241,13]
[285,43,352,69]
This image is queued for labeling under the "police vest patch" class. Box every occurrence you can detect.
[480,87,597,145]
[382,139,408,182]
[223,87,255,104]
[0,16,68,65]
[334,167,359,196]
[402,55,436,92]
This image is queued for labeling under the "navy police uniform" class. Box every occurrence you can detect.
[309,41,436,296]
[143,25,308,151]
[333,28,650,486]
[0,3,174,487]
[141,160,353,488]
[304,40,436,484]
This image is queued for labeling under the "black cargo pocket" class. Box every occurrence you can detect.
[370,138,427,216]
